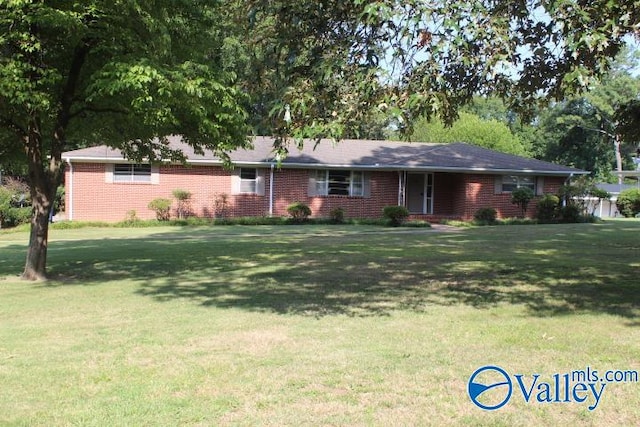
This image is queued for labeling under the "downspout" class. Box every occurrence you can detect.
[66,159,73,221]
[564,172,574,185]
[269,163,274,217]
[562,172,574,207]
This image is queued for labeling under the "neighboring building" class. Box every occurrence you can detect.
[585,181,640,218]
[61,136,586,222]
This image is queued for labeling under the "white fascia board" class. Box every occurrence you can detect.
[62,155,126,163]
[271,162,586,176]
[61,156,586,176]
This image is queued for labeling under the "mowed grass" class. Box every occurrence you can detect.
[0,221,639,426]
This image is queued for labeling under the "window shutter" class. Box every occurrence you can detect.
[494,175,503,194]
[536,176,544,195]
[308,170,317,197]
[231,169,241,195]
[105,163,114,183]
[363,172,372,198]
[256,169,266,196]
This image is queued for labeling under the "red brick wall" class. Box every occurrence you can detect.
[65,163,567,222]
[66,163,272,222]
[430,173,566,220]
[432,173,463,216]
[273,170,399,218]
[66,163,401,221]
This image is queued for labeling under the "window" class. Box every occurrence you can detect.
[231,168,264,195]
[501,175,535,193]
[314,170,365,197]
[239,168,257,193]
[113,164,151,182]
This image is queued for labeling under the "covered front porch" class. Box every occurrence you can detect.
[396,171,469,219]
[395,170,565,221]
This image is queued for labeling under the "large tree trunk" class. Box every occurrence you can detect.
[22,120,61,281]
[23,192,52,281]
[18,23,86,280]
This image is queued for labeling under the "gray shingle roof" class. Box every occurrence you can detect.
[597,183,640,195]
[62,135,586,176]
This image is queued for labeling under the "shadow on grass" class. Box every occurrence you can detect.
[1,222,639,321]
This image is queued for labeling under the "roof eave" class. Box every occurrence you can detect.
[273,162,587,176]
[62,156,586,176]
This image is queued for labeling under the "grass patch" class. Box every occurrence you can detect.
[442,215,603,227]
[0,216,428,234]
[0,221,638,425]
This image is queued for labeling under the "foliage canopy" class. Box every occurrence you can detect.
[0,0,249,279]
[233,0,640,148]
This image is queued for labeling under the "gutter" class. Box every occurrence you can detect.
[62,155,585,177]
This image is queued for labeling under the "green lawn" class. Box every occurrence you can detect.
[1,221,639,425]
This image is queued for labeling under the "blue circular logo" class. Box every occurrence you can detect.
[468,365,513,410]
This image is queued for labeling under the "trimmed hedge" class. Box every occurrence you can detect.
[473,207,497,224]
[536,194,560,223]
[383,205,410,226]
[286,202,312,222]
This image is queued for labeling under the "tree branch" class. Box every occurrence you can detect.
[54,40,92,141]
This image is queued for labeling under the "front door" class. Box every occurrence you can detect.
[407,173,426,214]
[406,173,433,214]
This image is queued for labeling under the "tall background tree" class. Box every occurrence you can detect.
[408,112,530,155]
[531,50,640,180]
[0,1,248,279]
[229,1,639,146]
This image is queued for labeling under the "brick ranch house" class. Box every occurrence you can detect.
[61,136,586,222]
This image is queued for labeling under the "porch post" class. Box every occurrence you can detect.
[397,171,406,207]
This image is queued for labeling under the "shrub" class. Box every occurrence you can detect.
[172,189,193,219]
[1,206,32,228]
[148,198,172,221]
[510,187,534,217]
[404,220,431,228]
[501,217,537,225]
[287,202,312,222]
[0,185,32,228]
[329,207,345,224]
[382,205,409,226]
[213,216,287,226]
[559,204,582,223]
[213,193,230,218]
[122,209,140,225]
[616,188,640,218]
[536,194,560,223]
[473,207,497,224]
[0,187,11,226]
